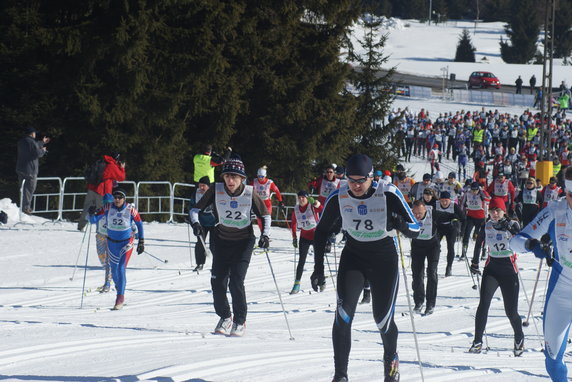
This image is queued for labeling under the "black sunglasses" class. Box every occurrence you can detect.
[113,195,125,200]
[347,177,369,184]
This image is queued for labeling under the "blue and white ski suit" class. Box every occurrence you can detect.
[510,198,572,382]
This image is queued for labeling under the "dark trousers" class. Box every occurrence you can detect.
[17,171,37,211]
[332,243,399,379]
[411,239,440,309]
[462,216,485,247]
[195,226,213,265]
[295,237,313,281]
[210,234,255,325]
[474,258,524,344]
[438,225,457,267]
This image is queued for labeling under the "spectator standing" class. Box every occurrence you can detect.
[193,144,228,183]
[78,153,126,231]
[515,76,523,94]
[529,75,536,94]
[16,127,50,215]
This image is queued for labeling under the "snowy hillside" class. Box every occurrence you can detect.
[350,18,571,88]
[0,153,554,382]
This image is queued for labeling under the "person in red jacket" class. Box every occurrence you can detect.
[78,153,126,231]
[251,166,284,232]
[541,176,564,208]
[308,164,341,204]
[486,171,516,216]
[460,182,491,259]
[290,190,323,294]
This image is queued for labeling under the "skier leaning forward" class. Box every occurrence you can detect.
[310,154,420,382]
[190,157,270,337]
[468,197,524,356]
[510,166,572,382]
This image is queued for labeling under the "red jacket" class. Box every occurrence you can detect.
[291,203,324,241]
[87,155,126,196]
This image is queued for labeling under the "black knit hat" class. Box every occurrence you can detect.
[346,154,373,177]
[198,176,211,185]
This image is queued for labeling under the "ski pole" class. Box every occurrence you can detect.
[474,272,490,352]
[80,223,93,309]
[461,250,478,290]
[517,268,543,348]
[264,248,295,340]
[70,225,89,281]
[523,259,543,327]
[396,233,424,382]
[186,222,194,269]
[144,250,168,264]
[324,250,336,291]
[198,234,213,258]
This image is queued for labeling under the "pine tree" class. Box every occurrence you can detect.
[553,0,572,59]
[347,15,398,170]
[499,0,540,64]
[454,29,476,62]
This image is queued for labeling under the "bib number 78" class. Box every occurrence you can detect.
[353,219,374,231]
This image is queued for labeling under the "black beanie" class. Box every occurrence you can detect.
[346,154,373,177]
[198,176,211,185]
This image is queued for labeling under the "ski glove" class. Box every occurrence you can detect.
[278,201,285,211]
[88,206,97,216]
[310,270,326,292]
[307,196,316,205]
[292,238,298,248]
[470,262,481,275]
[525,238,548,259]
[258,235,270,249]
[192,223,204,237]
[137,239,145,255]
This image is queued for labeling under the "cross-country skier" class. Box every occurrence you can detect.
[251,166,285,231]
[510,166,572,381]
[289,190,323,294]
[188,176,216,272]
[190,157,270,337]
[469,198,524,356]
[94,193,114,292]
[89,188,144,310]
[310,154,420,382]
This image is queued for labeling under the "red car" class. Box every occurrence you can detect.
[468,71,501,89]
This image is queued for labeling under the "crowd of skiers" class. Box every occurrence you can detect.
[80,105,572,382]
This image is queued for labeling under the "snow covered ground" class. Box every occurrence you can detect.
[0,153,555,382]
[350,18,572,89]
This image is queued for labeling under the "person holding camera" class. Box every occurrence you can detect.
[78,153,126,231]
[89,187,144,310]
[189,157,270,337]
[16,127,50,215]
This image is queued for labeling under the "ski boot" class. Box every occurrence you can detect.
[384,353,400,382]
[332,375,348,382]
[445,265,452,277]
[424,306,434,316]
[290,281,301,295]
[458,244,467,261]
[413,303,423,314]
[230,322,246,337]
[98,281,111,293]
[514,339,524,357]
[468,341,482,353]
[360,289,371,304]
[214,317,233,335]
[112,294,124,310]
[193,264,204,272]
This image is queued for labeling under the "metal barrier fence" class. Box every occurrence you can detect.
[452,89,534,107]
[22,178,317,225]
